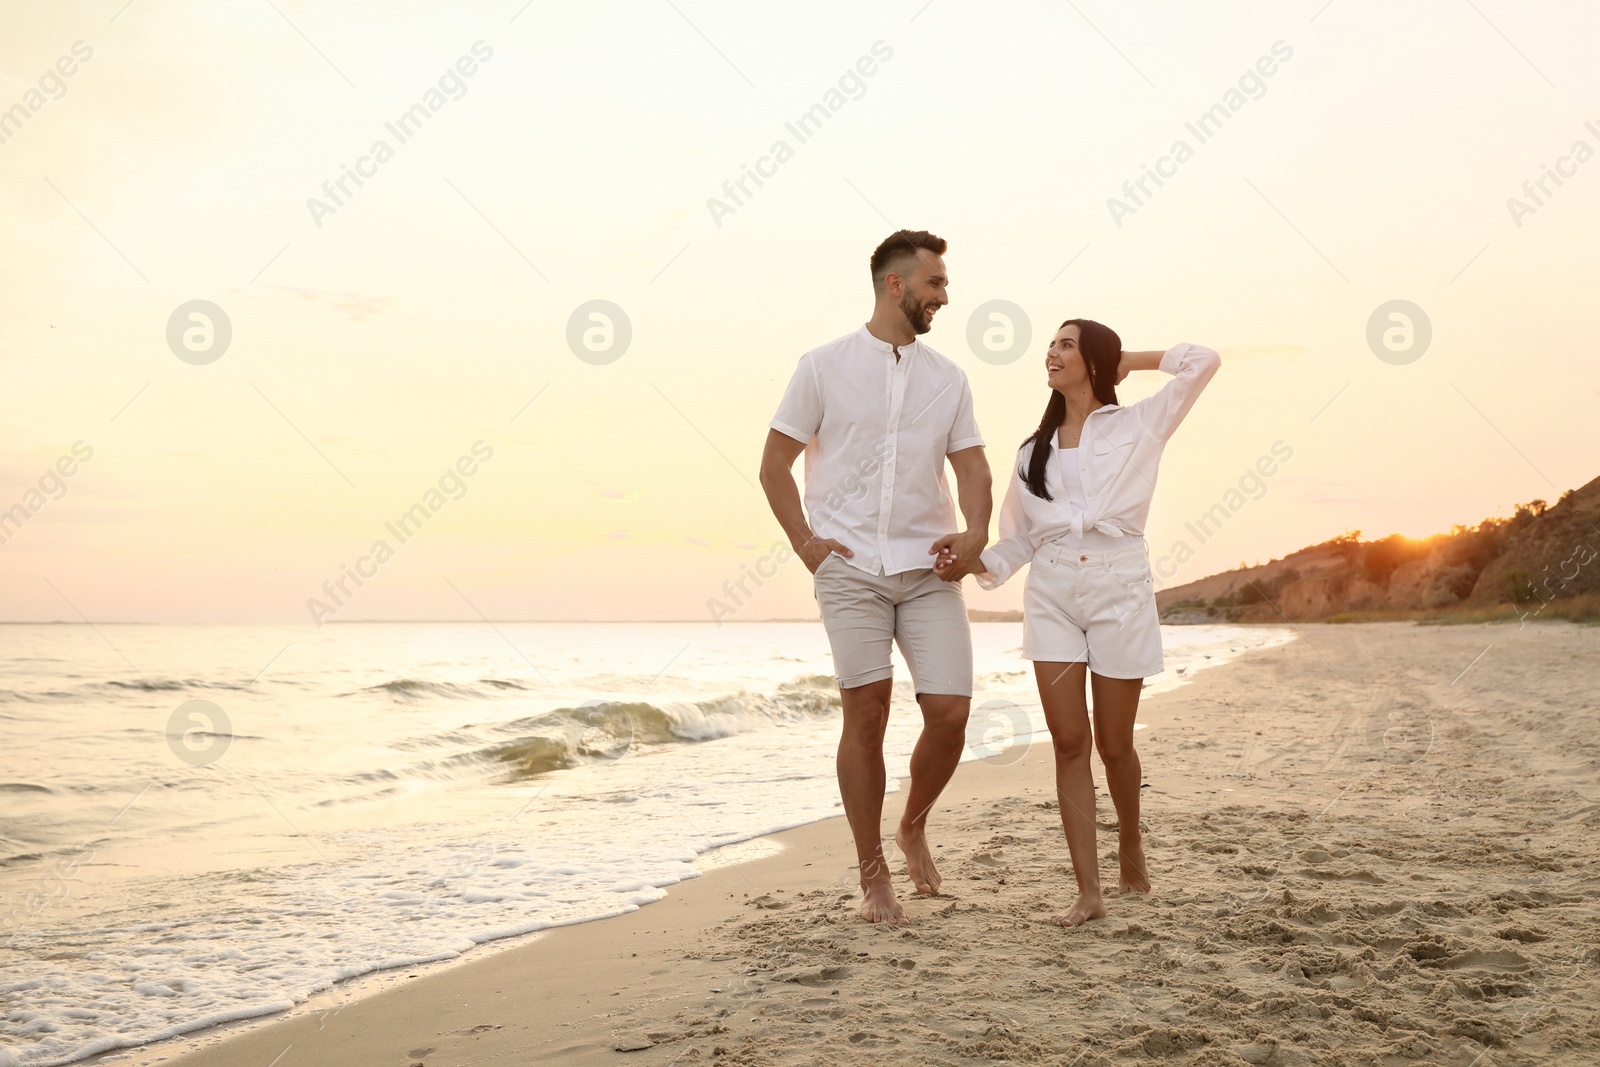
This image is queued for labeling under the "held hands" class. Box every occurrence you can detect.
[930,530,987,583]
[798,536,853,575]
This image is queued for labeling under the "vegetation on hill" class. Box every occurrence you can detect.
[1157,477,1600,624]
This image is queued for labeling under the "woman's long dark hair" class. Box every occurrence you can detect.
[1021,318,1121,500]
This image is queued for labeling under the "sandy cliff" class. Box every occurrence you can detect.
[1157,476,1600,623]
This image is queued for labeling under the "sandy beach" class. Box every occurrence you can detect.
[132,622,1599,1067]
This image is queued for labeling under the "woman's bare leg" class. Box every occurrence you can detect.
[1034,661,1107,926]
[1090,672,1150,893]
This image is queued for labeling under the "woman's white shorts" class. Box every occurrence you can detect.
[1022,538,1164,679]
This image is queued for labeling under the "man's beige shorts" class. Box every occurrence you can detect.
[811,554,974,696]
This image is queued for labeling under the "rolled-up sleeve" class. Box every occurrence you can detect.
[975,458,1035,590]
[946,373,985,453]
[769,354,822,444]
[1133,343,1221,441]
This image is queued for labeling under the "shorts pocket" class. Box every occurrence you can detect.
[1108,552,1152,584]
[813,552,843,578]
[1099,557,1155,632]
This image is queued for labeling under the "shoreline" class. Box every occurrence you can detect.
[82,833,790,1067]
[99,622,1600,1066]
[14,621,1282,1067]
[105,627,1288,1067]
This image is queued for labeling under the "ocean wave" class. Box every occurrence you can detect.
[353,678,497,700]
[0,688,75,704]
[6,679,267,700]
[481,678,529,691]
[476,675,841,779]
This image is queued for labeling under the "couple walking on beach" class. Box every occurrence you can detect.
[760,230,1220,927]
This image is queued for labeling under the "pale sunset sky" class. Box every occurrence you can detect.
[3,0,1597,623]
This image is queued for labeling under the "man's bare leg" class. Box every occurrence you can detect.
[1036,661,1108,926]
[894,692,969,895]
[1090,672,1150,893]
[836,678,906,924]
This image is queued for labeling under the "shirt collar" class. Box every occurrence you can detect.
[858,324,920,357]
[1051,404,1123,447]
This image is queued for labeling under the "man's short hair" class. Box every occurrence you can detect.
[870,229,946,292]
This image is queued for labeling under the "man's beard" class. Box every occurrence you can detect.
[898,290,933,335]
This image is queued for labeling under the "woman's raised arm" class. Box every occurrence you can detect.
[1127,343,1222,440]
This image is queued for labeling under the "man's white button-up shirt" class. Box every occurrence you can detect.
[771,325,985,576]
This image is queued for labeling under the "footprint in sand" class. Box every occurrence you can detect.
[1403,935,1456,961]
[773,965,852,986]
[1297,866,1386,884]
[1439,949,1531,972]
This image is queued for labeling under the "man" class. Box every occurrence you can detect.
[759,230,992,925]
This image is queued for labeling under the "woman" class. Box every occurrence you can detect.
[933,319,1220,927]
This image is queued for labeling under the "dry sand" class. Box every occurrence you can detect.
[140,622,1600,1067]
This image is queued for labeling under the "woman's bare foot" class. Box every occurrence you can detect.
[859,877,909,925]
[1051,890,1107,927]
[1118,838,1151,894]
[894,824,942,896]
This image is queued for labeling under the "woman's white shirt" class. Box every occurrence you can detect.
[976,342,1221,590]
[1056,446,1087,512]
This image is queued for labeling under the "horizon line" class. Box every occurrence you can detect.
[0,618,833,625]
[0,616,1038,626]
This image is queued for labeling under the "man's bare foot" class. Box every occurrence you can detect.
[859,878,909,925]
[894,825,941,896]
[1051,890,1107,927]
[1118,839,1151,894]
